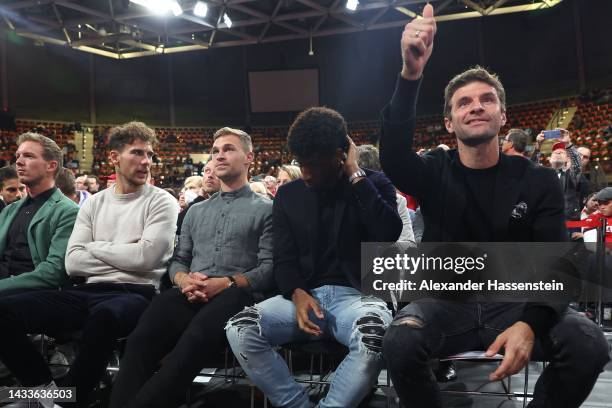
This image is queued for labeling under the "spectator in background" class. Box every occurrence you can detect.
[571,192,601,241]
[194,161,204,175]
[249,181,271,198]
[276,164,302,187]
[200,161,221,199]
[176,161,221,235]
[55,168,90,207]
[582,192,600,219]
[532,128,581,171]
[263,175,277,197]
[581,187,612,245]
[0,166,25,213]
[546,141,588,223]
[533,129,587,222]
[357,144,415,244]
[75,174,88,191]
[501,128,528,157]
[578,146,608,194]
[178,175,202,211]
[86,176,100,194]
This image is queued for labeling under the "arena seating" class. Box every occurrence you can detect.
[1,90,609,188]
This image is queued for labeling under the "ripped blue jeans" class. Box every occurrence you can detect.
[225,285,392,408]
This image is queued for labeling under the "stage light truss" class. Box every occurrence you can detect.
[0,0,563,59]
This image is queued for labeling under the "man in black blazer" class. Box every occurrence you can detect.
[380,5,609,408]
[226,107,402,408]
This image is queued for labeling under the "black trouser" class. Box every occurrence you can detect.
[0,283,155,407]
[109,286,254,408]
[383,301,610,408]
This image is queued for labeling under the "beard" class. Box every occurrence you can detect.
[202,184,219,194]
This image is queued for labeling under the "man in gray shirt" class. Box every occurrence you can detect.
[110,127,273,408]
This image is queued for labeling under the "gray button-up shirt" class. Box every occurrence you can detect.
[168,184,273,292]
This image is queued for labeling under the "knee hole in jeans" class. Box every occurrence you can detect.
[355,313,386,353]
[225,306,261,332]
[391,315,425,329]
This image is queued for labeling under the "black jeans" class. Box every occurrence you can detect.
[109,286,254,408]
[0,283,155,407]
[383,301,610,408]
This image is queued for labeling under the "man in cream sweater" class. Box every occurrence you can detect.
[0,122,178,408]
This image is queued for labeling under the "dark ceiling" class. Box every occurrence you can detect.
[0,0,564,58]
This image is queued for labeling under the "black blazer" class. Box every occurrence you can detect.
[379,101,566,243]
[273,170,402,297]
[378,78,568,334]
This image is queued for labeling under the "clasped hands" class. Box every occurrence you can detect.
[175,272,230,303]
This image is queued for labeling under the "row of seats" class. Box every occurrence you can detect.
[1,91,609,181]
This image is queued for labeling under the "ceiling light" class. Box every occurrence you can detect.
[193,1,208,17]
[130,0,182,16]
[168,1,182,16]
[346,0,359,11]
[131,0,167,15]
[223,13,232,28]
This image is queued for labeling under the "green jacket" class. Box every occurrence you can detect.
[0,188,79,292]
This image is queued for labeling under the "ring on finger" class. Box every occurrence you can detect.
[415,29,421,38]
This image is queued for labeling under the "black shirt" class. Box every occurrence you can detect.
[458,161,499,242]
[309,179,352,289]
[0,188,56,279]
[0,200,5,214]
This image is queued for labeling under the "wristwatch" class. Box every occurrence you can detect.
[349,168,366,184]
[227,275,237,288]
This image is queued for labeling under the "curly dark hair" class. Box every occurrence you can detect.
[108,121,157,152]
[287,107,348,159]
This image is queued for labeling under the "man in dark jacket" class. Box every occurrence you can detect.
[226,107,402,408]
[379,5,609,408]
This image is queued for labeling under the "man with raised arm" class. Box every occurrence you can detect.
[379,5,609,408]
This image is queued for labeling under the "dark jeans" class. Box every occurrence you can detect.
[383,301,610,408]
[109,286,254,408]
[0,282,155,407]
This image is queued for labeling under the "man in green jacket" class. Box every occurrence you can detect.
[0,132,79,296]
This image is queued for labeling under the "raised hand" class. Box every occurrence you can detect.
[401,3,437,80]
[343,136,360,177]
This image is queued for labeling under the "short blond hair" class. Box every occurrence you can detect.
[279,165,302,181]
[17,132,63,176]
[249,181,268,196]
[213,127,253,153]
[183,176,203,190]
